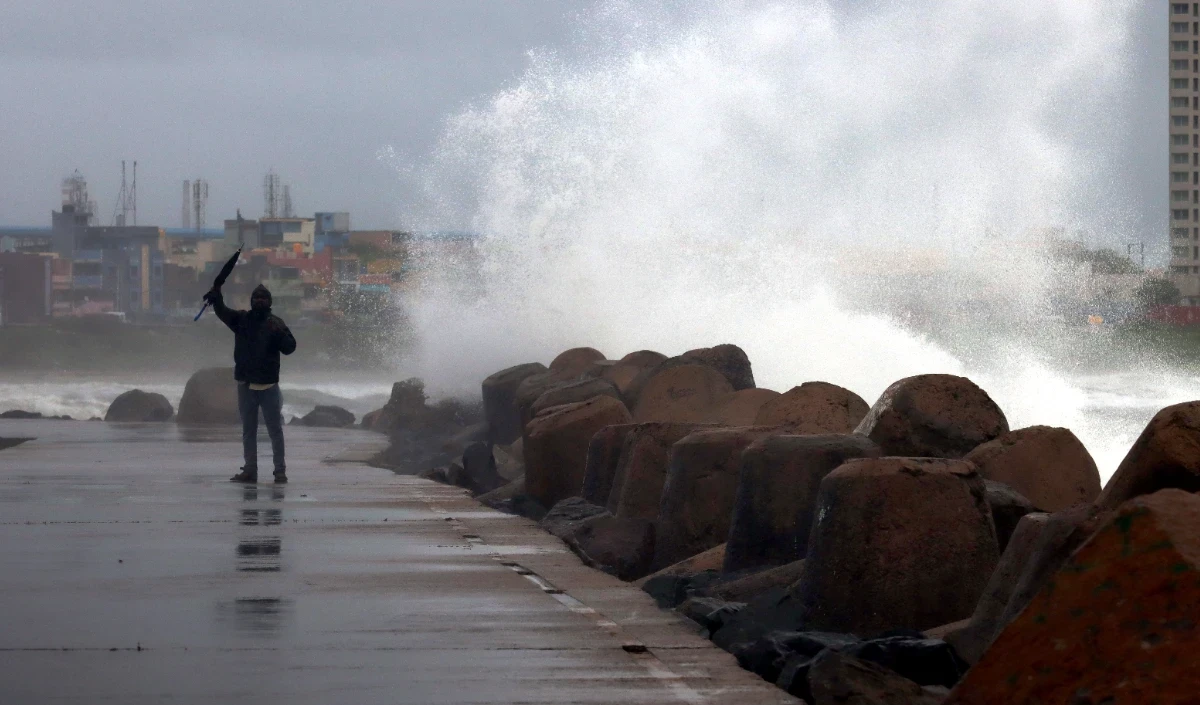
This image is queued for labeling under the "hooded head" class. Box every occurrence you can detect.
[250,284,272,318]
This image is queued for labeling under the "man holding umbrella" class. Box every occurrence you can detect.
[203,275,297,484]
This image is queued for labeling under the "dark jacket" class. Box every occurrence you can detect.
[210,291,297,384]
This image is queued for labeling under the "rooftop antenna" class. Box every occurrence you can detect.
[192,179,208,231]
[282,184,294,218]
[129,161,137,226]
[112,161,128,226]
[182,180,192,229]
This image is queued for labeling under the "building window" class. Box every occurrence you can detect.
[1175,22,1190,33]
[1176,153,1191,164]
[1174,115,1189,127]
[1175,246,1190,257]
[1173,78,1189,89]
[1177,40,1192,52]
[1174,190,1191,202]
[1175,172,1191,183]
[1174,59,1190,71]
[1173,134,1191,145]
[1174,266,1190,273]
[1174,209,1190,220]
[1174,227,1190,238]
[1175,96,1191,108]
[1175,3,1189,14]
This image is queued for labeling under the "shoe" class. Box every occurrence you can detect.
[230,471,258,483]
[273,473,288,484]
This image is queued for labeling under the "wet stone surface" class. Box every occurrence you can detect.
[0,421,794,704]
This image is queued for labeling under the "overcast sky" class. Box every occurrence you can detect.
[0,1,1168,245]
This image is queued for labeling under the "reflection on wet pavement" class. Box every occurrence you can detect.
[229,485,290,635]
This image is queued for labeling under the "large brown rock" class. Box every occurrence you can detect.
[964,425,1099,512]
[580,424,636,505]
[795,457,1000,635]
[754,381,870,433]
[530,378,623,419]
[946,490,1200,705]
[620,350,668,368]
[515,371,566,433]
[631,364,734,423]
[653,427,779,570]
[945,512,1049,664]
[481,362,547,444]
[176,367,239,424]
[807,651,942,705]
[105,389,174,422]
[724,434,882,574]
[1096,401,1200,510]
[855,374,1009,458]
[609,422,709,517]
[709,559,807,603]
[523,396,632,509]
[549,346,606,376]
[563,514,656,581]
[992,501,1114,635]
[680,344,756,391]
[707,388,780,426]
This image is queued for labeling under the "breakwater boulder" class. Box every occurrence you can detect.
[105,389,174,422]
[481,362,547,444]
[965,425,1099,512]
[753,381,869,433]
[795,457,999,635]
[524,396,632,509]
[176,367,239,425]
[855,374,1008,458]
[1096,400,1200,510]
[301,405,355,428]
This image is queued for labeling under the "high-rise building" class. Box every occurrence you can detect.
[1170,3,1200,303]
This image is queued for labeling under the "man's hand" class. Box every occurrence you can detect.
[203,288,221,304]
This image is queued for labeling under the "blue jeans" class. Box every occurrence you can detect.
[237,383,286,476]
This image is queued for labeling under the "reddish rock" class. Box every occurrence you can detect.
[1096,401,1200,510]
[723,434,882,574]
[548,346,607,376]
[620,350,668,368]
[580,424,637,506]
[855,374,1009,458]
[710,559,807,603]
[680,343,756,391]
[992,502,1114,636]
[754,381,870,433]
[524,396,633,509]
[637,543,728,583]
[946,490,1200,705]
[795,457,1000,635]
[564,514,656,581]
[946,512,1050,664]
[707,388,781,426]
[515,371,568,432]
[481,362,548,444]
[653,427,779,570]
[631,364,734,423]
[609,422,709,517]
[965,425,1100,512]
[808,651,942,705]
[529,378,623,419]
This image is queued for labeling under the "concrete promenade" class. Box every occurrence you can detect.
[0,421,795,704]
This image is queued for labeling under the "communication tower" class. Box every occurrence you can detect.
[182,180,192,229]
[282,184,294,218]
[191,179,209,231]
[263,170,282,218]
[61,170,97,223]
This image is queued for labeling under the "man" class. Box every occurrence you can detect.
[205,283,297,483]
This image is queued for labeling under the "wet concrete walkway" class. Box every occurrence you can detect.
[0,421,794,704]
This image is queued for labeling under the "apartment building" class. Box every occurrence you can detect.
[1170,2,1200,303]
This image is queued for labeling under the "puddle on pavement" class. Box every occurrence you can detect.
[216,597,295,637]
